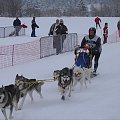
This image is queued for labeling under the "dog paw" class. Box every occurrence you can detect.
[61,95,65,100]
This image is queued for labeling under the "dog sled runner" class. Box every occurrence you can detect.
[90,73,99,78]
[74,47,99,78]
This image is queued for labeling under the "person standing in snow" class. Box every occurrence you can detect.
[95,16,101,29]
[13,17,21,36]
[48,19,59,36]
[117,20,120,38]
[31,17,39,37]
[81,27,102,74]
[48,19,60,50]
[103,23,108,44]
[55,19,68,55]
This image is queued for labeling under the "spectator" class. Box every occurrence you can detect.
[103,23,108,44]
[48,19,60,49]
[95,16,101,29]
[55,19,68,54]
[81,27,102,74]
[48,19,59,36]
[117,20,120,38]
[31,17,39,37]
[13,17,21,36]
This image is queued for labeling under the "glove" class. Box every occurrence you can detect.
[89,44,94,49]
[93,49,99,54]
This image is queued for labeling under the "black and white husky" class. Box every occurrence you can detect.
[0,84,20,120]
[55,67,73,100]
[15,74,44,110]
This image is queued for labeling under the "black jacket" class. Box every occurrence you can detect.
[31,20,39,29]
[117,20,120,30]
[13,19,21,27]
[55,23,68,35]
[48,23,56,35]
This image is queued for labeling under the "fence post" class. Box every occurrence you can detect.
[12,45,14,66]
[4,27,5,38]
[39,38,41,59]
[116,31,118,42]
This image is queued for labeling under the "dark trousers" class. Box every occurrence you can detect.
[15,26,21,36]
[103,35,108,44]
[53,34,66,55]
[56,35,62,54]
[96,23,101,29]
[91,52,101,72]
[31,28,36,37]
[118,29,120,38]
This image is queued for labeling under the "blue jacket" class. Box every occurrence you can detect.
[75,52,90,68]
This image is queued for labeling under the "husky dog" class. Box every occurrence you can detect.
[53,70,60,81]
[15,74,44,110]
[72,66,92,90]
[57,67,73,100]
[0,84,20,120]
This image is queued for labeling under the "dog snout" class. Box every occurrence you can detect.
[74,72,81,77]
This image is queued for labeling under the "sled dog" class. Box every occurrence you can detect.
[0,84,20,120]
[15,74,44,110]
[73,66,92,90]
[56,67,73,100]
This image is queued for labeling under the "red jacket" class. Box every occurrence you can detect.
[95,17,101,23]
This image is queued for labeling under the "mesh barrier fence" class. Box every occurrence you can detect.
[0,27,5,38]
[107,31,120,43]
[0,32,119,69]
[0,33,78,69]
[0,26,25,38]
[78,31,120,45]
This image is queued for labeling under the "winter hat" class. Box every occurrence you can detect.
[60,19,64,23]
[89,27,96,35]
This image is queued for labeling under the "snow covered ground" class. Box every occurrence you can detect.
[0,17,120,120]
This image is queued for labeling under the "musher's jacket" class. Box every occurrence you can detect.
[81,35,102,54]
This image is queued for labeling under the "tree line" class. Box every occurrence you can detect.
[0,0,119,17]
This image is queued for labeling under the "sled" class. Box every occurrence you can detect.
[9,24,27,36]
[75,49,90,68]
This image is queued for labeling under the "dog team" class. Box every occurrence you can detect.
[0,65,93,120]
[0,27,102,120]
